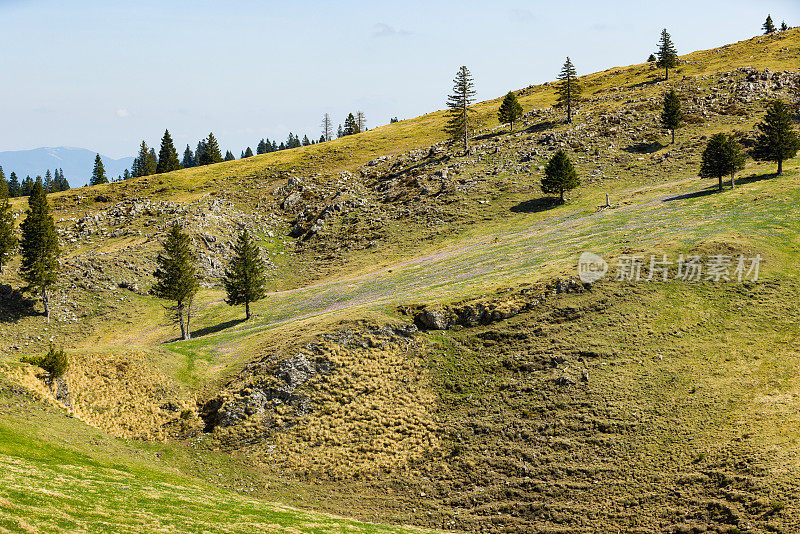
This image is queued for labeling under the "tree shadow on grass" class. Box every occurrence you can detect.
[190,317,248,339]
[510,197,563,213]
[662,172,777,202]
[0,285,38,324]
[629,76,661,89]
[623,141,666,154]
[524,120,557,135]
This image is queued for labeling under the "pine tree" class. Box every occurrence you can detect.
[780,21,788,32]
[343,113,360,136]
[19,181,59,320]
[43,170,53,193]
[156,130,182,174]
[321,113,333,142]
[8,172,20,197]
[148,148,158,172]
[122,169,130,181]
[223,229,268,320]
[195,140,207,165]
[556,58,581,123]
[244,147,254,158]
[224,150,235,161]
[656,29,678,80]
[20,176,34,197]
[302,135,310,146]
[0,166,5,192]
[498,91,523,131]
[661,89,683,144]
[445,65,477,151]
[90,154,108,185]
[198,133,222,165]
[763,15,776,34]
[182,145,196,168]
[152,224,199,340]
[700,133,747,191]
[0,178,17,273]
[647,53,656,62]
[256,139,267,154]
[752,99,800,175]
[132,141,155,177]
[541,149,580,203]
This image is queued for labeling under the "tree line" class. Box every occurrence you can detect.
[443,25,799,203]
[0,166,70,198]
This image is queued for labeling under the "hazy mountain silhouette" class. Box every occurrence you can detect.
[0,147,134,187]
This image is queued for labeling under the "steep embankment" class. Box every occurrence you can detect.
[1,28,799,533]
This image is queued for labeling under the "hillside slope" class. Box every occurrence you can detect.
[1,28,800,533]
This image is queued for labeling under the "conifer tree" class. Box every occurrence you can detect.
[132,141,155,177]
[780,21,788,32]
[8,172,20,197]
[90,154,108,185]
[156,129,182,174]
[224,150,235,161]
[122,169,130,181]
[302,135,310,146]
[661,89,683,144]
[152,224,199,340]
[43,170,53,193]
[198,133,222,165]
[321,113,333,142]
[498,91,523,131]
[343,113,359,136]
[20,176,33,197]
[656,29,678,80]
[182,145,196,168]
[148,148,158,171]
[445,65,477,151]
[244,147,254,158]
[647,53,656,62]
[0,178,17,273]
[541,149,580,203]
[752,99,800,175]
[223,229,268,320]
[19,181,59,320]
[356,111,367,132]
[337,124,343,138]
[763,15,776,34]
[557,58,581,123]
[700,133,746,191]
[0,166,5,191]
[257,139,268,154]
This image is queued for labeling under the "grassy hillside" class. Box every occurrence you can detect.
[1,28,800,532]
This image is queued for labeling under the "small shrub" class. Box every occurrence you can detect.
[23,345,68,378]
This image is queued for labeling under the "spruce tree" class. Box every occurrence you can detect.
[557,57,581,123]
[647,53,656,63]
[156,129,182,174]
[8,172,20,197]
[302,135,310,146]
[244,147,254,158]
[0,178,17,273]
[21,176,33,197]
[661,89,683,144]
[198,133,222,165]
[90,154,108,185]
[445,65,477,151]
[763,15,776,34]
[122,169,130,181]
[700,133,746,191]
[541,149,580,203]
[256,139,267,154]
[182,145,196,168]
[152,224,199,340]
[0,166,5,191]
[132,141,154,177]
[752,99,800,175]
[148,149,158,172]
[224,150,235,161]
[19,181,59,320]
[498,91,523,131]
[337,124,344,138]
[43,170,53,193]
[223,229,268,320]
[656,29,678,80]
[780,21,788,32]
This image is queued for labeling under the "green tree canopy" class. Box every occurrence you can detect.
[700,133,747,191]
[556,57,581,123]
[541,149,580,203]
[244,147,254,158]
[152,224,199,340]
[198,133,222,165]
[752,100,800,175]
[90,154,108,186]
[223,229,268,320]
[656,29,678,80]
[156,129,182,174]
[445,65,477,151]
[0,177,17,273]
[19,181,60,320]
[763,15,776,34]
[661,89,683,144]
[498,91,523,131]
[182,145,196,168]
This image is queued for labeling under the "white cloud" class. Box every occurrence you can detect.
[371,23,412,38]
[116,108,130,118]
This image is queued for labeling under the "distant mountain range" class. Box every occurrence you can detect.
[0,147,134,188]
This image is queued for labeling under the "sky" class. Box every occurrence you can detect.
[0,0,798,159]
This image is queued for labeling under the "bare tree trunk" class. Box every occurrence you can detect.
[42,286,50,322]
[560,189,565,203]
[178,305,187,340]
[730,171,736,188]
[777,158,783,175]
[245,301,251,320]
[185,298,193,340]
[718,176,723,192]
[672,129,675,144]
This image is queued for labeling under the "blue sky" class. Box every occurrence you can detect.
[1,0,797,158]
